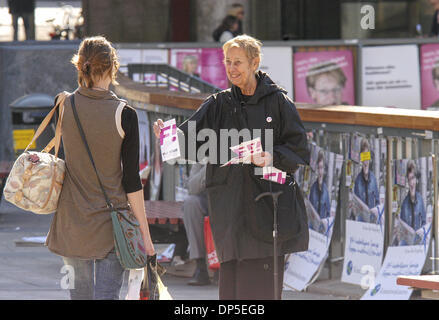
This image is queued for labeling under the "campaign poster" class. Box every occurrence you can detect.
[148,112,165,201]
[284,144,343,291]
[116,48,168,82]
[117,49,141,73]
[361,45,421,109]
[391,157,433,248]
[170,48,228,90]
[362,156,433,300]
[420,44,439,110]
[293,50,355,106]
[175,164,189,202]
[260,47,293,99]
[283,230,330,291]
[361,246,428,300]
[342,134,386,285]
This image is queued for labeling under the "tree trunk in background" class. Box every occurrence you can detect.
[81,0,171,42]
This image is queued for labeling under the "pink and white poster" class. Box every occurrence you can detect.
[170,48,228,90]
[420,44,439,110]
[361,45,420,109]
[294,50,355,106]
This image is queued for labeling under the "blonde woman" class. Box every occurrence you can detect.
[154,35,309,300]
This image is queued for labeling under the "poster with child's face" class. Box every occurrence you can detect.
[420,44,439,110]
[294,50,355,106]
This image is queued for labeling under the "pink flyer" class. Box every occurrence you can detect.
[294,50,355,105]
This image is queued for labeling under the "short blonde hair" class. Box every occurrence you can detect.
[223,34,262,66]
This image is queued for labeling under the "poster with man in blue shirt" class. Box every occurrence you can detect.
[392,160,427,246]
[308,149,331,234]
[309,149,331,219]
[352,138,381,223]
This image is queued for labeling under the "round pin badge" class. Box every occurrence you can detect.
[266,116,272,123]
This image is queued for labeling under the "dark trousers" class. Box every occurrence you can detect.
[12,12,35,40]
[219,255,285,300]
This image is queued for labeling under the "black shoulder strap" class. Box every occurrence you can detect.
[69,94,114,209]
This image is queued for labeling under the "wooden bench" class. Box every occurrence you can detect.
[144,200,186,246]
[397,275,439,299]
[144,200,183,225]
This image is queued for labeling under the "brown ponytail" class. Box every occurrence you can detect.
[71,36,120,88]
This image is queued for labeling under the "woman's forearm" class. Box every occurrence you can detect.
[126,189,155,256]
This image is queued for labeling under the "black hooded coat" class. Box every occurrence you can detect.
[179,71,310,263]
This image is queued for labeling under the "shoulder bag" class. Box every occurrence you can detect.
[4,92,68,214]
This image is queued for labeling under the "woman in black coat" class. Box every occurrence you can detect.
[154,35,310,300]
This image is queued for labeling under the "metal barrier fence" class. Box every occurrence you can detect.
[127,63,221,94]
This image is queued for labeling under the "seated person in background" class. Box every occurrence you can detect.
[182,162,211,286]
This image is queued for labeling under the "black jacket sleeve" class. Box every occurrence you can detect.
[121,106,143,193]
[272,93,310,173]
[178,95,216,163]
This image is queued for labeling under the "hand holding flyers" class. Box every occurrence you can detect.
[230,138,262,158]
[156,118,181,162]
[222,137,286,184]
[262,167,286,184]
[222,137,264,167]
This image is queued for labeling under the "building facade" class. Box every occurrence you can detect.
[81,0,436,43]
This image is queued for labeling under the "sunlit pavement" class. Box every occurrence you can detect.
[0,196,365,301]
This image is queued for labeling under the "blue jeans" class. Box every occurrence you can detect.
[62,250,125,300]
